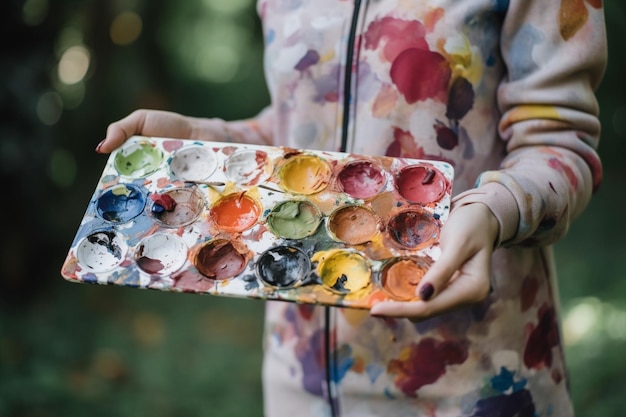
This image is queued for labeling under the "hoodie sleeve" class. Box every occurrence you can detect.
[453,0,607,247]
[222,105,275,146]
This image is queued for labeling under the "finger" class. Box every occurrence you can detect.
[370,271,487,320]
[416,239,474,301]
[97,111,147,154]
[371,250,491,320]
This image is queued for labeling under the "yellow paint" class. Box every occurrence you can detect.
[438,35,483,85]
[504,105,563,126]
[280,155,331,195]
[313,249,371,294]
[111,184,132,197]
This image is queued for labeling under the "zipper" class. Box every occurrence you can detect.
[324,306,337,416]
[339,0,363,154]
[325,2,363,416]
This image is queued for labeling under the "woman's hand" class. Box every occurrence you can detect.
[96,109,229,154]
[370,203,499,321]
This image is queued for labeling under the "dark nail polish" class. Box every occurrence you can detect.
[95,140,105,153]
[419,283,434,301]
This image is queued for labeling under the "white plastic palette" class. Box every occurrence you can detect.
[61,136,454,309]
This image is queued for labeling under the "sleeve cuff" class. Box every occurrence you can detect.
[450,182,520,247]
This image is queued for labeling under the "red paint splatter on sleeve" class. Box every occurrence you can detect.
[547,157,579,189]
[388,338,468,397]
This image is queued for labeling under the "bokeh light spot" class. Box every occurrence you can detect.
[563,297,601,345]
[49,148,77,188]
[22,0,48,26]
[58,45,91,85]
[36,91,63,126]
[195,44,240,83]
[110,11,143,46]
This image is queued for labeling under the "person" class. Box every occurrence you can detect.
[96,1,607,416]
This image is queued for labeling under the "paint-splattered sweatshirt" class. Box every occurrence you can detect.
[225,0,607,416]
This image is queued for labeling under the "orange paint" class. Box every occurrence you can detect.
[381,258,427,301]
[559,0,589,40]
[210,192,261,233]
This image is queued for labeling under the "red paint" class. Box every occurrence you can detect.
[386,128,426,158]
[548,157,579,189]
[395,165,446,204]
[523,305,560,369]
[520,275,539,312]
[150,193,177,211]
[390,48,451,103]
[388,338,468,397]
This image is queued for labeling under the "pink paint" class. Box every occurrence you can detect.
[548,157,578,189]
[395,165,446,204]
[337,160,386,199]
[363,17,429,63]
[163,140,184,152]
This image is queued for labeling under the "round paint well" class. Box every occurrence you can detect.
[279,154,331,195]
[114,141,164,177]
[96,183,147,223]
[256,246,311,288]
[266,200,322,240]
[151,188,205,227]
[380,258,429,301]
[210,192,261,233]
[387,209,439,250]
[337,160,386,199]
[318,251,371,294]
[194,239,249,280]
[395,165,446,204]
[328,205,379,245]
[169,146,218,181]
[225,149,273,186]
[134,233,188,276]
[76,231,128,273]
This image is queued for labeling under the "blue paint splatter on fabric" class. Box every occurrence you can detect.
[508,24,543,80]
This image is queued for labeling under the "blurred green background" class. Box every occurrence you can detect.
[0,0,624,416]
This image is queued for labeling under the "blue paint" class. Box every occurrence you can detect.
[96,184,147,223]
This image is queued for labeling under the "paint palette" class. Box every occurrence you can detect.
[61,136,454,309]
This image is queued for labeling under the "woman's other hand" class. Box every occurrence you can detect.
[95,109,229,154]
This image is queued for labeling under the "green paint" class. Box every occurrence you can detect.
[114,142,164,177]
[267,200,322,239]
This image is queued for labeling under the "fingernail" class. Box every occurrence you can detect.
[419,283,434,301]
[95,140,105,153]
